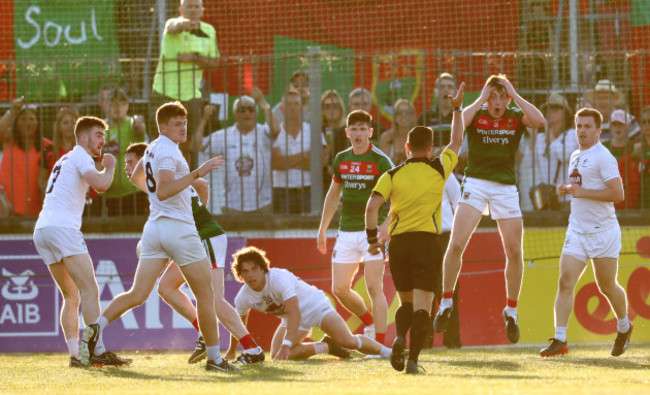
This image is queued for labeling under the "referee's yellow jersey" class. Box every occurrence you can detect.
[372,148,458,236]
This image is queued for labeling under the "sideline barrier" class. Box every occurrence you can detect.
[1,228,647,352]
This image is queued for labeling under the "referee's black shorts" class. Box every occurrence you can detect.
[388,231,442,292]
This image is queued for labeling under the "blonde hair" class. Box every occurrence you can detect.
[392,99,416,130]
[321,89,346,129]
[52,107,79,159]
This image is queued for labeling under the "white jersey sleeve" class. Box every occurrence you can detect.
[35,146,96,230]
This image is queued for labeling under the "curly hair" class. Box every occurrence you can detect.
[231,246,271,283]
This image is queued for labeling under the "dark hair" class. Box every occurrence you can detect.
[575,107,603,129]
[290,70,308,83]
[126,142,148,159]
[74,116,108,140]
[156,101,187,127]
[407,126,433,152]
[231,246,271,283]
[346,109,372,127]
[485,74,508,95]
[11,108,42,151]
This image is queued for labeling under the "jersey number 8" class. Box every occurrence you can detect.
[145,162,157,193]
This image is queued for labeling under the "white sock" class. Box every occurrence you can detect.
[379,345,391,358]
[617,316,630,333]
[314,342,328,355]
[242,346,263,355]
[504,306,518,319]
[555,326,567,342]
[206,345,222,363]
[67,338,79,359]
[94,334,106,356]
[440,298,453,311]
[96,316,109,333]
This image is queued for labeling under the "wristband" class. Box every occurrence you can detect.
[192,170,200,179]
[366,228,378,244]
[282,339,293,348]
[453,106,463,112]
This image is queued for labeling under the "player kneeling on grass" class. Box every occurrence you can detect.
[229,246,392,361]
[540,108,633,358]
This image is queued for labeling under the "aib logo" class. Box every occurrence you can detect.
[1,269,38,300]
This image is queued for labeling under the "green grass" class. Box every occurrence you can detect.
[1,344,649,394]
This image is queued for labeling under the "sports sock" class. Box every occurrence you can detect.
[359,311,374,327]
[408,309,430,363]
[506,298,518,308]
[617,315,630,333]
[240,334,258,350]
[555,326,567,342]
[395,302,413,338]
[94,334,106,356]
[379,344,391,358]
[314,342,328,355]
[440,297,453,311]
[96,316,109,333]
[191,318,200,332]
[376,332,386,345]
[504,306,518,320]
[206,345,223,363]
[67,338,79,359]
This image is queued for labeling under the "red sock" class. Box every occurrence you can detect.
[360,311,374,327]
[442,291,454,299]
[376,333,385,345]
[191,318,200,332]
[507,298,518,308]
[239,334,257,350]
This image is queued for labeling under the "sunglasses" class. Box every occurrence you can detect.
[237,106,256,113]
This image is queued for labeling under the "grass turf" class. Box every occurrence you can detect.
[1,344,648,394]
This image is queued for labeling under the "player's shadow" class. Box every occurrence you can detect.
[444,359,523,372]
[553,357,650,370]
[92,364,305,382]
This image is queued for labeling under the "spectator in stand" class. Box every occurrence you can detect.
[151,0,219,167]
[417,73,457,148]
[272,90,326,214]
[633,106,650,209]
[96,88,147,216]
[202,88,277,214]
[381,99,416,165]
[41,107,80,194]
[532,93,578,209]
[333,88,386,155]
[0,106,52,217]
[584,80,640,142]
[321,90,346,184]
[272,70,310,125]
[604,109,640,210]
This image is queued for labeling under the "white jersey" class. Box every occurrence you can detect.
[35,145,96,230]
[235,268,325,318]
[203,124,272,211]
[272,122,326,188]
[567,142,620,233]
[143,135,194,224]
[441,175,461,233]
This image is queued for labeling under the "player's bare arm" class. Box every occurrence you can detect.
[129,158,146,192]
[497,79,545,129]
[156,156,223,201]
[192,178,210,205]
[462,83,493,127]
[317,181,343,254]
[82,153,116,193]
[274,297,301,361]
[566,177,624,202]
[446,81,466,154]
[365,192,386,255]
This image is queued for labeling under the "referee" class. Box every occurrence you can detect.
[365,82,465,374]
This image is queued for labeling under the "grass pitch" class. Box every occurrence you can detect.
[1,344,648,394]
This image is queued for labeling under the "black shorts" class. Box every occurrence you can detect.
[388,232,442,292]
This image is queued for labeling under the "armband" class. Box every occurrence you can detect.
[366,228,378,244]
[282,339,293,348]
[192,170,200,179]
[453,106,463,112]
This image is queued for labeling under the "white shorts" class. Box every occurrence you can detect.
[460,177,522,219]
[203,234,227,269]
[280,291,336,332]
[332,231,384,264]
[561,225,622,263]
[139,217,207,266]
[33,227,89,265]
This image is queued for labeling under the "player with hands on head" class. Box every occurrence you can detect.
[365,83,465,374]
[433,75,545,344]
